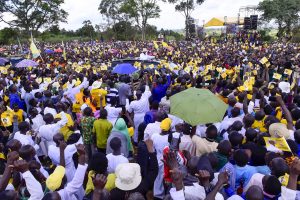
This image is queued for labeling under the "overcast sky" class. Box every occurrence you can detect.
[0,0,262,30]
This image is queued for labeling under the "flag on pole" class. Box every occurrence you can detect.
[30,33,40,59]
[162,41,169,48]
[153,41,159,49]
[62,41,67,61]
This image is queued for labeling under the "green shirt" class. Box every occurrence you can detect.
[80,116,95,144]
[93,119,113,149]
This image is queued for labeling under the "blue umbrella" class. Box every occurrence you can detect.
[0,58,9,66]
[45,49,54,54]
[112,63,137,74]
[16,59,38,68]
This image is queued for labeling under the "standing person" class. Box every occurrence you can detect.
[128,90,149,142]
[93,109,113,153]
[12,103,26,123]
[106,80,119,106]
[118,76,132,106]
[151,118,172,199]
[152,75,171,103]
[106,118,133,158]
[23,86,34,114]
[80,107,95,160]
[192,125,219,156]
[9,85,24,110]
[106,137,129,173]
[90,80,108,109]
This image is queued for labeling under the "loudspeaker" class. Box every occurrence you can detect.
[250,15,258,30]
[244,17,251,30]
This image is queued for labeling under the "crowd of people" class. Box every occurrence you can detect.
[0,37,299,200]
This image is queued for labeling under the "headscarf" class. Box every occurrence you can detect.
[160,118,172,132]
[112,118,133,151]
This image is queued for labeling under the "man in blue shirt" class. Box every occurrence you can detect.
[152,75,171,103]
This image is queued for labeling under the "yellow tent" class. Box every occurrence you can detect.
[204,17,244,27]
[204,18,224,27]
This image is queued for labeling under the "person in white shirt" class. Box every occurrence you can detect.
[38,112,68,153]
[13,160,44,200]
[106,137,129,173]
[144,111,166,141]
[14,121,40,152]
[48,133,83,183]
[43,100,57,117]
[28,108,45,133]
[105,97,122,126]
[151,117,172,199]
[128,90,150,142]
[42,144,88,200]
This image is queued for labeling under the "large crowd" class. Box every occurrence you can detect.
[0,33,300,200]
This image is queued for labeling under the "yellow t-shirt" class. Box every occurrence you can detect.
[252,119,267,132]
[55,113,74,141]
[13,109,24,123]
[90,88,107,107]
[1,111,13,127]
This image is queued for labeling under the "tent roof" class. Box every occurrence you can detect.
[204,18,224,27]
[204,17,244,27]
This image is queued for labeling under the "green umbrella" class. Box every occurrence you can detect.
[170,88,228,126]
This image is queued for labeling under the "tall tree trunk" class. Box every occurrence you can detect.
[185,16,190,40]
[142,25,146,41]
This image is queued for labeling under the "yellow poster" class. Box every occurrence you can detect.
[273,73,282,80]
[284,69,293,76]
[260,57,268,64]
[264,137,291,152]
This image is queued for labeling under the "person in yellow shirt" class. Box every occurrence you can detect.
[12,104,27,123]
[252,110,267,132]
[90,81,107,109]
[55,103,74,141]
[0,105,14,132]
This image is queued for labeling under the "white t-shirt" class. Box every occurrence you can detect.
[144,121,161,140]
[151,134,169,163]
[106,153,129,173]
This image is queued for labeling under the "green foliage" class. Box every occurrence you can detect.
[258,0,300,37]
[0,27,19,44]
[76,20,96,38]
[0,0,68,33]
[99,0,160,40]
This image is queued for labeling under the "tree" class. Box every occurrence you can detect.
[120,0,160,40]
[258,0,300,38]
[0,27,19,44]
[77,20,96,38]
[99,0,126,27]
[48,25,60,35]
[0,0,68,34]
[167,0,204,39]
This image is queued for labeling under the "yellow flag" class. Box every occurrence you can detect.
[30,39,40,59]
[153,41,159,49]
[284,69,293,76]
[260,57,268,64]
[162,42,168,47]
[62,41,67,61]
[264,137,291,152]
[273,73,282,80]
